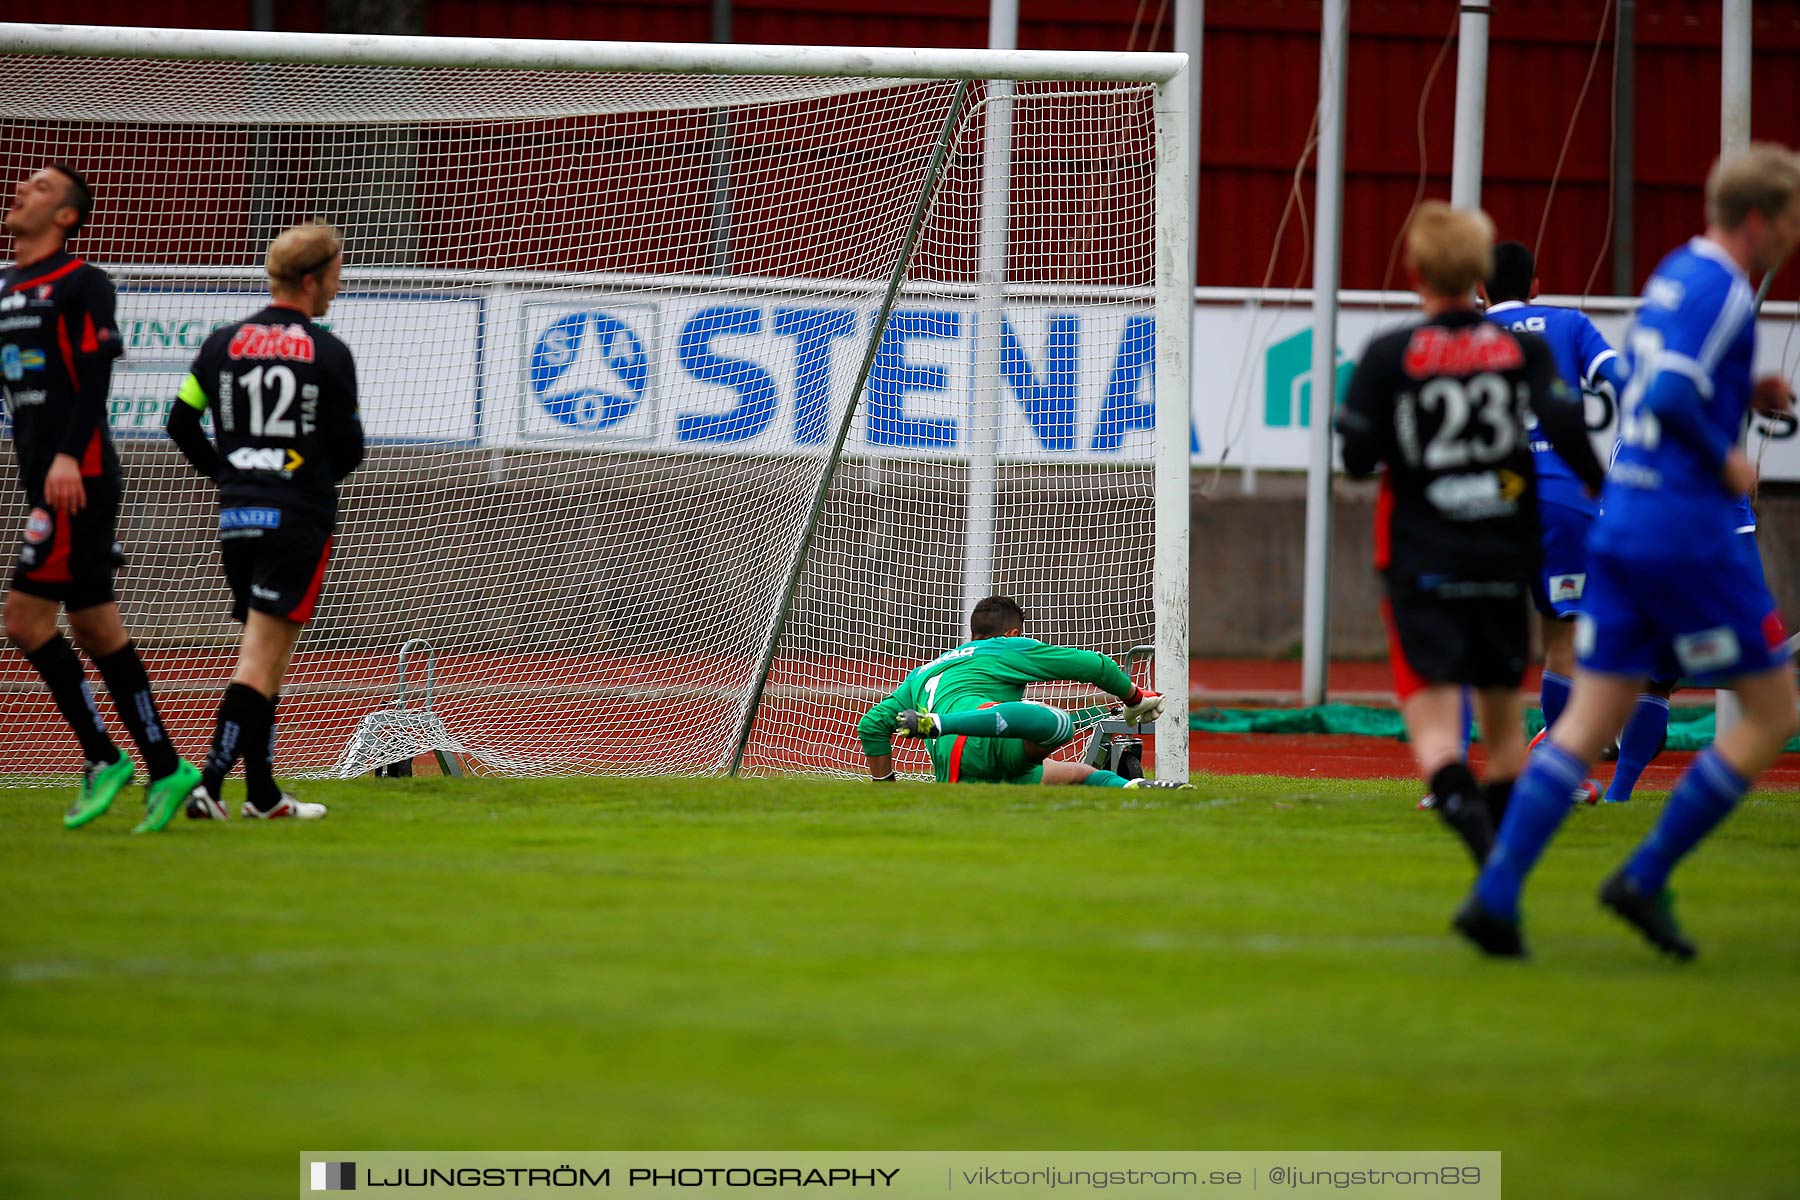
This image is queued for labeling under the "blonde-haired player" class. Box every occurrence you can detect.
[1335,201,1604,874]
[163,222,364,823]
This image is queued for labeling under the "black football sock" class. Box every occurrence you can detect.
[201,682,269,799]
[90,641,180,780]
[244,693,282,811]
[23,633,118,765]
[1483,777,1515,827]
[1429,762,1483,820]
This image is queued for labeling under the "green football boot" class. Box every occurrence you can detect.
[63,754,134,829]
[132,758,203,835]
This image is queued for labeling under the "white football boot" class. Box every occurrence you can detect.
[242,794,328,820]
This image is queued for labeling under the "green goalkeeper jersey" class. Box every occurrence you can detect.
[856,637,1135,778]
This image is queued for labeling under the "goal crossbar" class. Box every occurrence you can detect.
[1,23,1186,85]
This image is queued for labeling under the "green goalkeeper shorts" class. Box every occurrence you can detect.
[929,735,1045,785]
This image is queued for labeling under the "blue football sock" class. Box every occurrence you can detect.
[1604,693,1671,802]
[1460,689,1474,755]
[1082,769,1129,788]
[1540,670,1572,733]
[934,702,1072,746]
[1474,742,1588,920]
[1622,746,1747,895]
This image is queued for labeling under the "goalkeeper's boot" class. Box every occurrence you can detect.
[1598,869,1697,961]
[1123,778,1194,790]
[893,710,941,740]
[131,758,202,834]
[242,794,328,821]
[64,754,133,829]
[184,786,229,822]
[1451,894,1527,959]
[1112,738,1145,780]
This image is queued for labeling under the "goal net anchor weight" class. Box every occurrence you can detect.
[338,638,466,778]
[1081,645,1157,779]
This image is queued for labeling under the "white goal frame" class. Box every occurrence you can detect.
[1,22,1192,782]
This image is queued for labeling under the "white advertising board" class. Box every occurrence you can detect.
[105,286,483,444]
[42,272,1800,481]
[1193,294,1800,481]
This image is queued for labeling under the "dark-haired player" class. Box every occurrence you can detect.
[1336,202,1604,871]
[166,222,363,821]
[2,163,199,831]
[1479,241,1626,796]
[856,594,1186,789]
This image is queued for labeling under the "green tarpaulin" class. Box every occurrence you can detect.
[1186,703,1800,753]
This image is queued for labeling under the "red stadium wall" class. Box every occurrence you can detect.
[10,1,1800,296]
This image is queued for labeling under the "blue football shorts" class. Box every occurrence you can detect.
[1577,536,1790,683]
[1533,498,1594,619]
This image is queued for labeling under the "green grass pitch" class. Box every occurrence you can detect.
[4,773,1798,1198]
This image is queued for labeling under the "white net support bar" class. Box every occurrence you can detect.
[0,25,1190,782]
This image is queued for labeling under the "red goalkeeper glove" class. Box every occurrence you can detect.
[1121,688,1165,723]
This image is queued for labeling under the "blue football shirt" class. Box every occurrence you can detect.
[1483,300,1620,514]
[1592,238,1757,560]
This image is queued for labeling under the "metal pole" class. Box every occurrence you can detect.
[729,83,973,775]
[1154,62,1195,782]
[1722,0,1752,155]
[1612,0,1636,294]
[707,0,734,275]
[1718,0,1752,735]
[962,0,1018,622]
[1451,0,1489,209]
[1302,0,1349,708]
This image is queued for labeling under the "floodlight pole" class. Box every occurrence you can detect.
[1612,0,1636,294]
[1451,0,1489,210]
[1718,0,1752,736]
[1302,0,1349,708]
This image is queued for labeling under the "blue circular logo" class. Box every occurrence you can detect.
[529,311,649,430]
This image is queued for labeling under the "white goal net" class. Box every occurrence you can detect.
[0,27,1189,782]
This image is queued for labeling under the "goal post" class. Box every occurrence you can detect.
[0,23,1191,783]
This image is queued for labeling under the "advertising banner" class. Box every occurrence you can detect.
[105,286,483,444]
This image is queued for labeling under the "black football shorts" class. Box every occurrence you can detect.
[217,505,334,625]
[1381,573,1531,700]
[10,480,124,612]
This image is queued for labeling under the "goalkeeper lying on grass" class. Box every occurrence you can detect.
[857,595,1189,788]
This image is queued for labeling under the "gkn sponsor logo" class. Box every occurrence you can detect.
[228,446,303,473]
[530,310,650,432]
